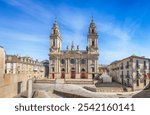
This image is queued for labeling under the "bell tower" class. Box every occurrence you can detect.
[88,17,98,53]
[50,19,62,53]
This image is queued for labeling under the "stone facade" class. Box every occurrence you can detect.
[5,55,45,79]
[41,60,49,78]
[98,64,108,75]
[49,18,99,80]
[108,55,150,90]
[0,50,45,97]
[0,46,5,84]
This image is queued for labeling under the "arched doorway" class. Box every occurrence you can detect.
[71,68,76,79]
[81,68,86,79]
[61,68,65,79]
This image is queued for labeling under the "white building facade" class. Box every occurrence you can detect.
[108,55,150,90]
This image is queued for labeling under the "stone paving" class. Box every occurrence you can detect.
[33,90,61,98]
[33,83,142,98]
[132,88,150,98]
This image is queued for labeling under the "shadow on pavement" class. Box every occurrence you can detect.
[132,82,150,98]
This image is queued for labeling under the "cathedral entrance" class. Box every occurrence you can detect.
[81,68,86,79]
[61,68,65,79]
[52,73,55,79]
[71,68,76,79]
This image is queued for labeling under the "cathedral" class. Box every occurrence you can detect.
[49,18,99,80]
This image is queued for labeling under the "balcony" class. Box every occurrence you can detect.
[143,66,147,70]
[136,65,140,69]
[136,75,140,79]
[126,75,130,78]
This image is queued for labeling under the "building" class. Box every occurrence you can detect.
[98,64,108,75]
[0,52,45,97]
[41,60,49,78]
[5,55,45,79]
[49,18,99,80]
[108,55,150,90]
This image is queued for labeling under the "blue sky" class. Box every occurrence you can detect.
[0,0,150,64]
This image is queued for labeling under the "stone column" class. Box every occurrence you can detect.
[55,58,58,79]
[76,58,80,79]
[58,58,61,78]
[78,59,80,74]
[67,58,70,79]
[95,59,96,73]
[96,60,98,73]
[65,59,68,73]
[27,79,33,98]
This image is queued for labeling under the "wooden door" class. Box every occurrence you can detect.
[61,72,65,79]
[71,71,75,79]
[52,73,54,79]
[81,72,86,79]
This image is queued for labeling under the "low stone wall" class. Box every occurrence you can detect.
[34,79,56,84]
[84,86,125,92]
[53,90,89,98]
[65,79,94,84]
[0,74,28,98]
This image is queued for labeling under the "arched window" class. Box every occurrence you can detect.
[61,68,65,72]
[53,40,55,46]
[81,59,86,64]
[81,68,85,72]
[92,67,95,72]
[92,29,94,34]
[61,59,65,64]
[92,41,95,46]
[70,59,75,64]
[53,30,55,34]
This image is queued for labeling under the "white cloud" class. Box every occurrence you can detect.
[2,0,54,24]
[0,28,47,43]
[2,0,149,64]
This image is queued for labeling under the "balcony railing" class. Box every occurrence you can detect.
[136,65,140,69]
[143,66,147,69]
[126,75,130,78]
[136,75,140,79]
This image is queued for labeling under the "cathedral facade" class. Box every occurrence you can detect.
[49,18,99,80]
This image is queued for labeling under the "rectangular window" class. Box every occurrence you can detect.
[92,74,95,79]
[92,67,95,72]
[136,71,139,78]
[127,70,130,78]
[53,40,55,46]
[136,60,139,67]
[127,70,129,75]
[121,63,123,69]
[52,67,55,72]
[144,61,146,66]
[92,41,95,46]
[144,61,147,69]
[126,61,129,68]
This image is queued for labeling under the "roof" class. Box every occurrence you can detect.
[109,55,150,65]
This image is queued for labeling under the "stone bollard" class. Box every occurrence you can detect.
[27,79,33,98]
